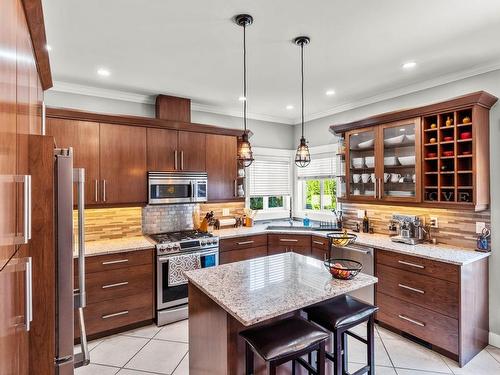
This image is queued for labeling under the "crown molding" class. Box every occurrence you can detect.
[50,81,295,125]
[294,61,500,124]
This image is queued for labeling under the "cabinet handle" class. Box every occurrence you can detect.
[313,240,325,246]
[398,283,425,294]
[101,259,129,265]
[102,281,129,289]
[94,180,99,202]
[234,180,237,197]
[398,260,425,269]
[378,178,383,199]
[374,179,377,198]
[102,310,129,319]
[174,150,178,170]
[25,257,33,331]
[398,314,425,327]
[323,253,327,261]
[236,240,254,245]
[102,180,107,202]
[180,151,184,170]
[280,239,299,242]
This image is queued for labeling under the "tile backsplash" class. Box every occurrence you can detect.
[142,204,196,234]
[341,202,490,248]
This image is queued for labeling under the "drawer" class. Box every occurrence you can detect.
[311,236,328,251]
[311,248,328,261]
[220,246,268,264]
[377,264,458,319]
[76,292,153,337]
[82,249,153,274]
[220,234,268,252]
[377,292,458,354]
[376,249,459,283]
[268,234,311,249]
[85,264,153,304]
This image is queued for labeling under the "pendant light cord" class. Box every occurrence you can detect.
[243,23,247,133]
[300,42,304,138]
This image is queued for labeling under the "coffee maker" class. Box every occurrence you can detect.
[390,214,427,245]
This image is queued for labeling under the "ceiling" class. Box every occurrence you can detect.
[42,0,500,124]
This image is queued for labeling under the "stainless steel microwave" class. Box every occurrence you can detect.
[148,171,208,204]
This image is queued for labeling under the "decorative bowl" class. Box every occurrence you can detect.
[460,132,472,140]
[324,259,362,280]
[443,136,453,142]
[398,155,416,166]
[443,151,454,157]
[384,134,405,146]
[357,139,374,149]
[427,152,437,158]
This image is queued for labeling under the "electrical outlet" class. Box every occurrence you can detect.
[429,217,438,228]
[357,210,365,219]
[476,222,486,234]
[222,208,230,216]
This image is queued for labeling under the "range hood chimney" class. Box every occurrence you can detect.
[155,95,191,122]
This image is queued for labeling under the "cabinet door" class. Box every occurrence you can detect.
[220,246,268,264]
[268,234,311,256]
[46,119,100,205]
[206,134,237,201]
[146,128,178,171]
[178,131,206,171]
[379,118,421,202]
[100,124,147,204]
[346,127,379,200]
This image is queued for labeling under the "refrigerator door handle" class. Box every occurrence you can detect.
[73,168,90,368]
[25,257,33,331]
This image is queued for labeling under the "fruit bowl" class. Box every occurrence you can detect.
[324,259,363,280]
[327,232,357,248]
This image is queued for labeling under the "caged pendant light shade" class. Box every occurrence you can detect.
[294,36,311,168]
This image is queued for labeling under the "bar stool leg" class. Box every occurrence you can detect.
[333,330,343,375]
[317,342,326,375]
[341,331,348,375]
[367,315,375,375]
[291,359,296,375]
[245,343,254,375]
[268,361,277,375]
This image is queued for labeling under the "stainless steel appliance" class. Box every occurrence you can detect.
[390,214,426,245]
[54,149,89,373]
[148,171,208,204]
[332,243,374,304]
[150,230,219,326]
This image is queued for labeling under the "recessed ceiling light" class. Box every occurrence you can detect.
[286,105,294,110]
[402,61,417,70]
[238,96,246,101]
[325,89,336,96]
[97,68,111,77]
[45,44,52,51]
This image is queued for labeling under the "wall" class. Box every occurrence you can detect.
[44,90,295,149]
[300,68,500,344]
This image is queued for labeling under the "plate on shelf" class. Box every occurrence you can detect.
[384,135,405,146]
[386,191,415,197]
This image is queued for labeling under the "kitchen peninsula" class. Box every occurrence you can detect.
[185,252,377,374]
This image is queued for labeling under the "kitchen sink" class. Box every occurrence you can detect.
[266,225,342,232]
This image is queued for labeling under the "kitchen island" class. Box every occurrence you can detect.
[185,252,378,375]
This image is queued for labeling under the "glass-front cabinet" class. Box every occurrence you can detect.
[345,118,421,203]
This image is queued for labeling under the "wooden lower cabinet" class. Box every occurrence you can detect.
[220,234,268,264]
[268,234,311,256]
[375,249,488,366]
[75,248,154,339]
[311,235,329,261]
[220,246,268,264]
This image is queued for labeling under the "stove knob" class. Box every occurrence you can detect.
[201,240,207,246]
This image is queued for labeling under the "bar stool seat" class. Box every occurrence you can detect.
[305,295,378,331]
[240,316,329,374]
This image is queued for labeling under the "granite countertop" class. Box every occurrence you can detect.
[74,235,155,258]
[185,252,378,326]
[212,221,490,266]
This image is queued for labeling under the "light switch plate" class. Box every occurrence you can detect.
[476,222,486,234]
[429,217,438,228]
[222,208,230,216]
[357,210,365,219]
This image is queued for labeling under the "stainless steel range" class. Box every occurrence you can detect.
[150,230,219,326]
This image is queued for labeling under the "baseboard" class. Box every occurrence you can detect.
[490,331,500,348]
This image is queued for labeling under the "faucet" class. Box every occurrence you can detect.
[289,206,294,226]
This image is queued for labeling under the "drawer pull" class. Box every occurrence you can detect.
[236,240,254,245]
[313,241,325,246]
[102,259,129,265]
[398,260,424,269]
[398,283,425,294]
[398,314,425,327]
[102,310,129,319]
[279,239,299,242]
[102,281,129,289]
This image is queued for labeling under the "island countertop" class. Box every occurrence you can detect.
[185,252,377,327]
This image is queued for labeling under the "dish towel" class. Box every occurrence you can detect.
[167,254,202,287]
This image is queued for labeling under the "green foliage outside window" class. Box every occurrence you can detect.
[268,196,283,208]
[305,179,336,210]
[250,197,263,210]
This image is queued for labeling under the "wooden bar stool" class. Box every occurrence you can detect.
[240,316,329,375]
[304,295,379,375]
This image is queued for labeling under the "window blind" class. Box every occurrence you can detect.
[249,158,291,196]
[297,154,336,179]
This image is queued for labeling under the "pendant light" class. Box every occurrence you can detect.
[294,36,311,168]
[235,14,254,167]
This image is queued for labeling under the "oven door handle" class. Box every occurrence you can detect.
[158,250,219,263]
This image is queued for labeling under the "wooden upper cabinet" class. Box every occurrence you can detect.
[206,134,237,201]
[99,124,147,204]
[178,131,206,171]
[147,128,178,171]
[46,118,100,205]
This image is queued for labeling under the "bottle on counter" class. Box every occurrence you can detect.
[362,210,369,233]
[303,214,310,227]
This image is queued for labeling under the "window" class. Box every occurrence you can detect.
[297,154,337,211]
[248,157,291,212]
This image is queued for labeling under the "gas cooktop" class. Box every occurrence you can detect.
[149,230,218,255]
[150,230,214,244]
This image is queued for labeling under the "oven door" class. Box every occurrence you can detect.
[149,178,193,204]
[157,249,219,311]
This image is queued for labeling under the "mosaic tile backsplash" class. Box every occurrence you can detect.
[340,202,490,248]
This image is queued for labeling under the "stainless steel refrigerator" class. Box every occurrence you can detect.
[54,148,90,374]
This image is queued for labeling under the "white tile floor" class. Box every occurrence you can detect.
[75,319,500,375]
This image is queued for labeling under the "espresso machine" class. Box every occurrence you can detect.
[390,214,427,245]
